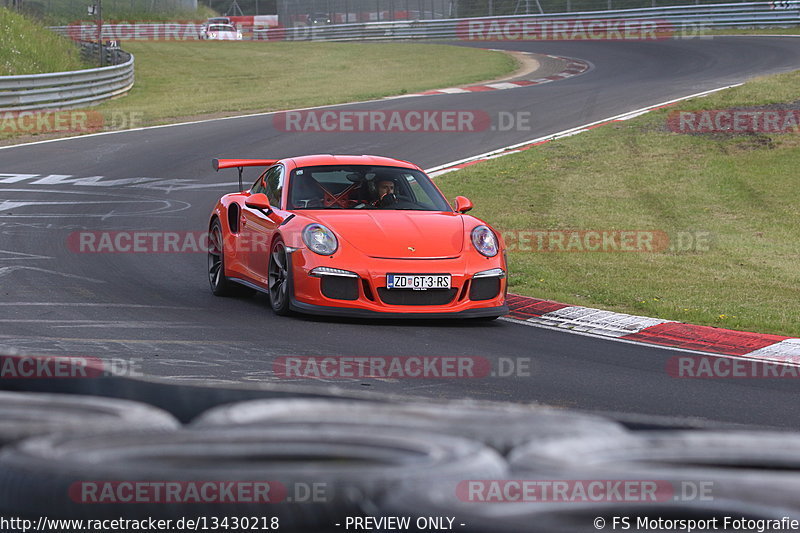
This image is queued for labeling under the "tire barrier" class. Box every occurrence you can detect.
[0,426,506,528]
[191,398,628,454]
[379,479,789,533]
[0,390,179,446]
[375,430,800,531]
[2,350,799,528]
[509,431,800,515]
[0,353,375,423]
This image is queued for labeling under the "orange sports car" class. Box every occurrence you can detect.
[207,155,508,319]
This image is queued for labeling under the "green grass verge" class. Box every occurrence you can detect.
[703,27,800,36]
[0,7,85,74]
[435,69,800,337]
[91,41,515,123]
[0,40,515,141]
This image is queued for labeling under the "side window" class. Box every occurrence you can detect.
[251,170,268,195]
[265,165,285,208]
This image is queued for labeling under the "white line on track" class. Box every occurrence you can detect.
[0,88,442,151]
[0,302,193,308]
[425,84,743,175]
[0,249,52,261]
[0,266,105,282]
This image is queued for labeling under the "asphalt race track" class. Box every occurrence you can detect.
[2,37,800,428]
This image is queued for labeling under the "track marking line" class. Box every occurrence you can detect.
[426,84,742,176]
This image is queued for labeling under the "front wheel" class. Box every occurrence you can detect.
[268,238,292,316]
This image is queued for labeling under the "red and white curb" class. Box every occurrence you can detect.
[424,83,800,361]
[389,53,591,98]
[504,295,800,362]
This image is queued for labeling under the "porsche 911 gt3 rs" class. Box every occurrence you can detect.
[208,155,508,319]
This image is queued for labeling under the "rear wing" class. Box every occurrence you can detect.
[212,158,279,191]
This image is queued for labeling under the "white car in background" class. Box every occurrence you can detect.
[203,23,243,40]
[199,16,232,35]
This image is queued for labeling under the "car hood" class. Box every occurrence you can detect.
[301,211,465,259]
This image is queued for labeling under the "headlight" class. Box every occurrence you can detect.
[471,225,498,257]
[302,224,338,255]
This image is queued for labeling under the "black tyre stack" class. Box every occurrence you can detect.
[1,391,799,531]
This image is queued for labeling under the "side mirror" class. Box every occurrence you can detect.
[454,196,473,214]
[245,193,272,212]
[245,193,285,224]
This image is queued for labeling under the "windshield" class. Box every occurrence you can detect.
[208,24,235,32]
[288,165,452,211]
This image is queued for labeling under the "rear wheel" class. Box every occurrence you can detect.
[268,238,292,315]
[208,220,254,297]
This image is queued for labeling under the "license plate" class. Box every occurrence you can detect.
[386,274,451,290]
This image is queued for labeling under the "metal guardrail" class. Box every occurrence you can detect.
[45,2,800,42]
[249,1,799,41]
[78,40,132,66]
[0,43,134,112]
[49,23,205,41]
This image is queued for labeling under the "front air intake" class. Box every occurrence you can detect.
[377,288,457,306]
